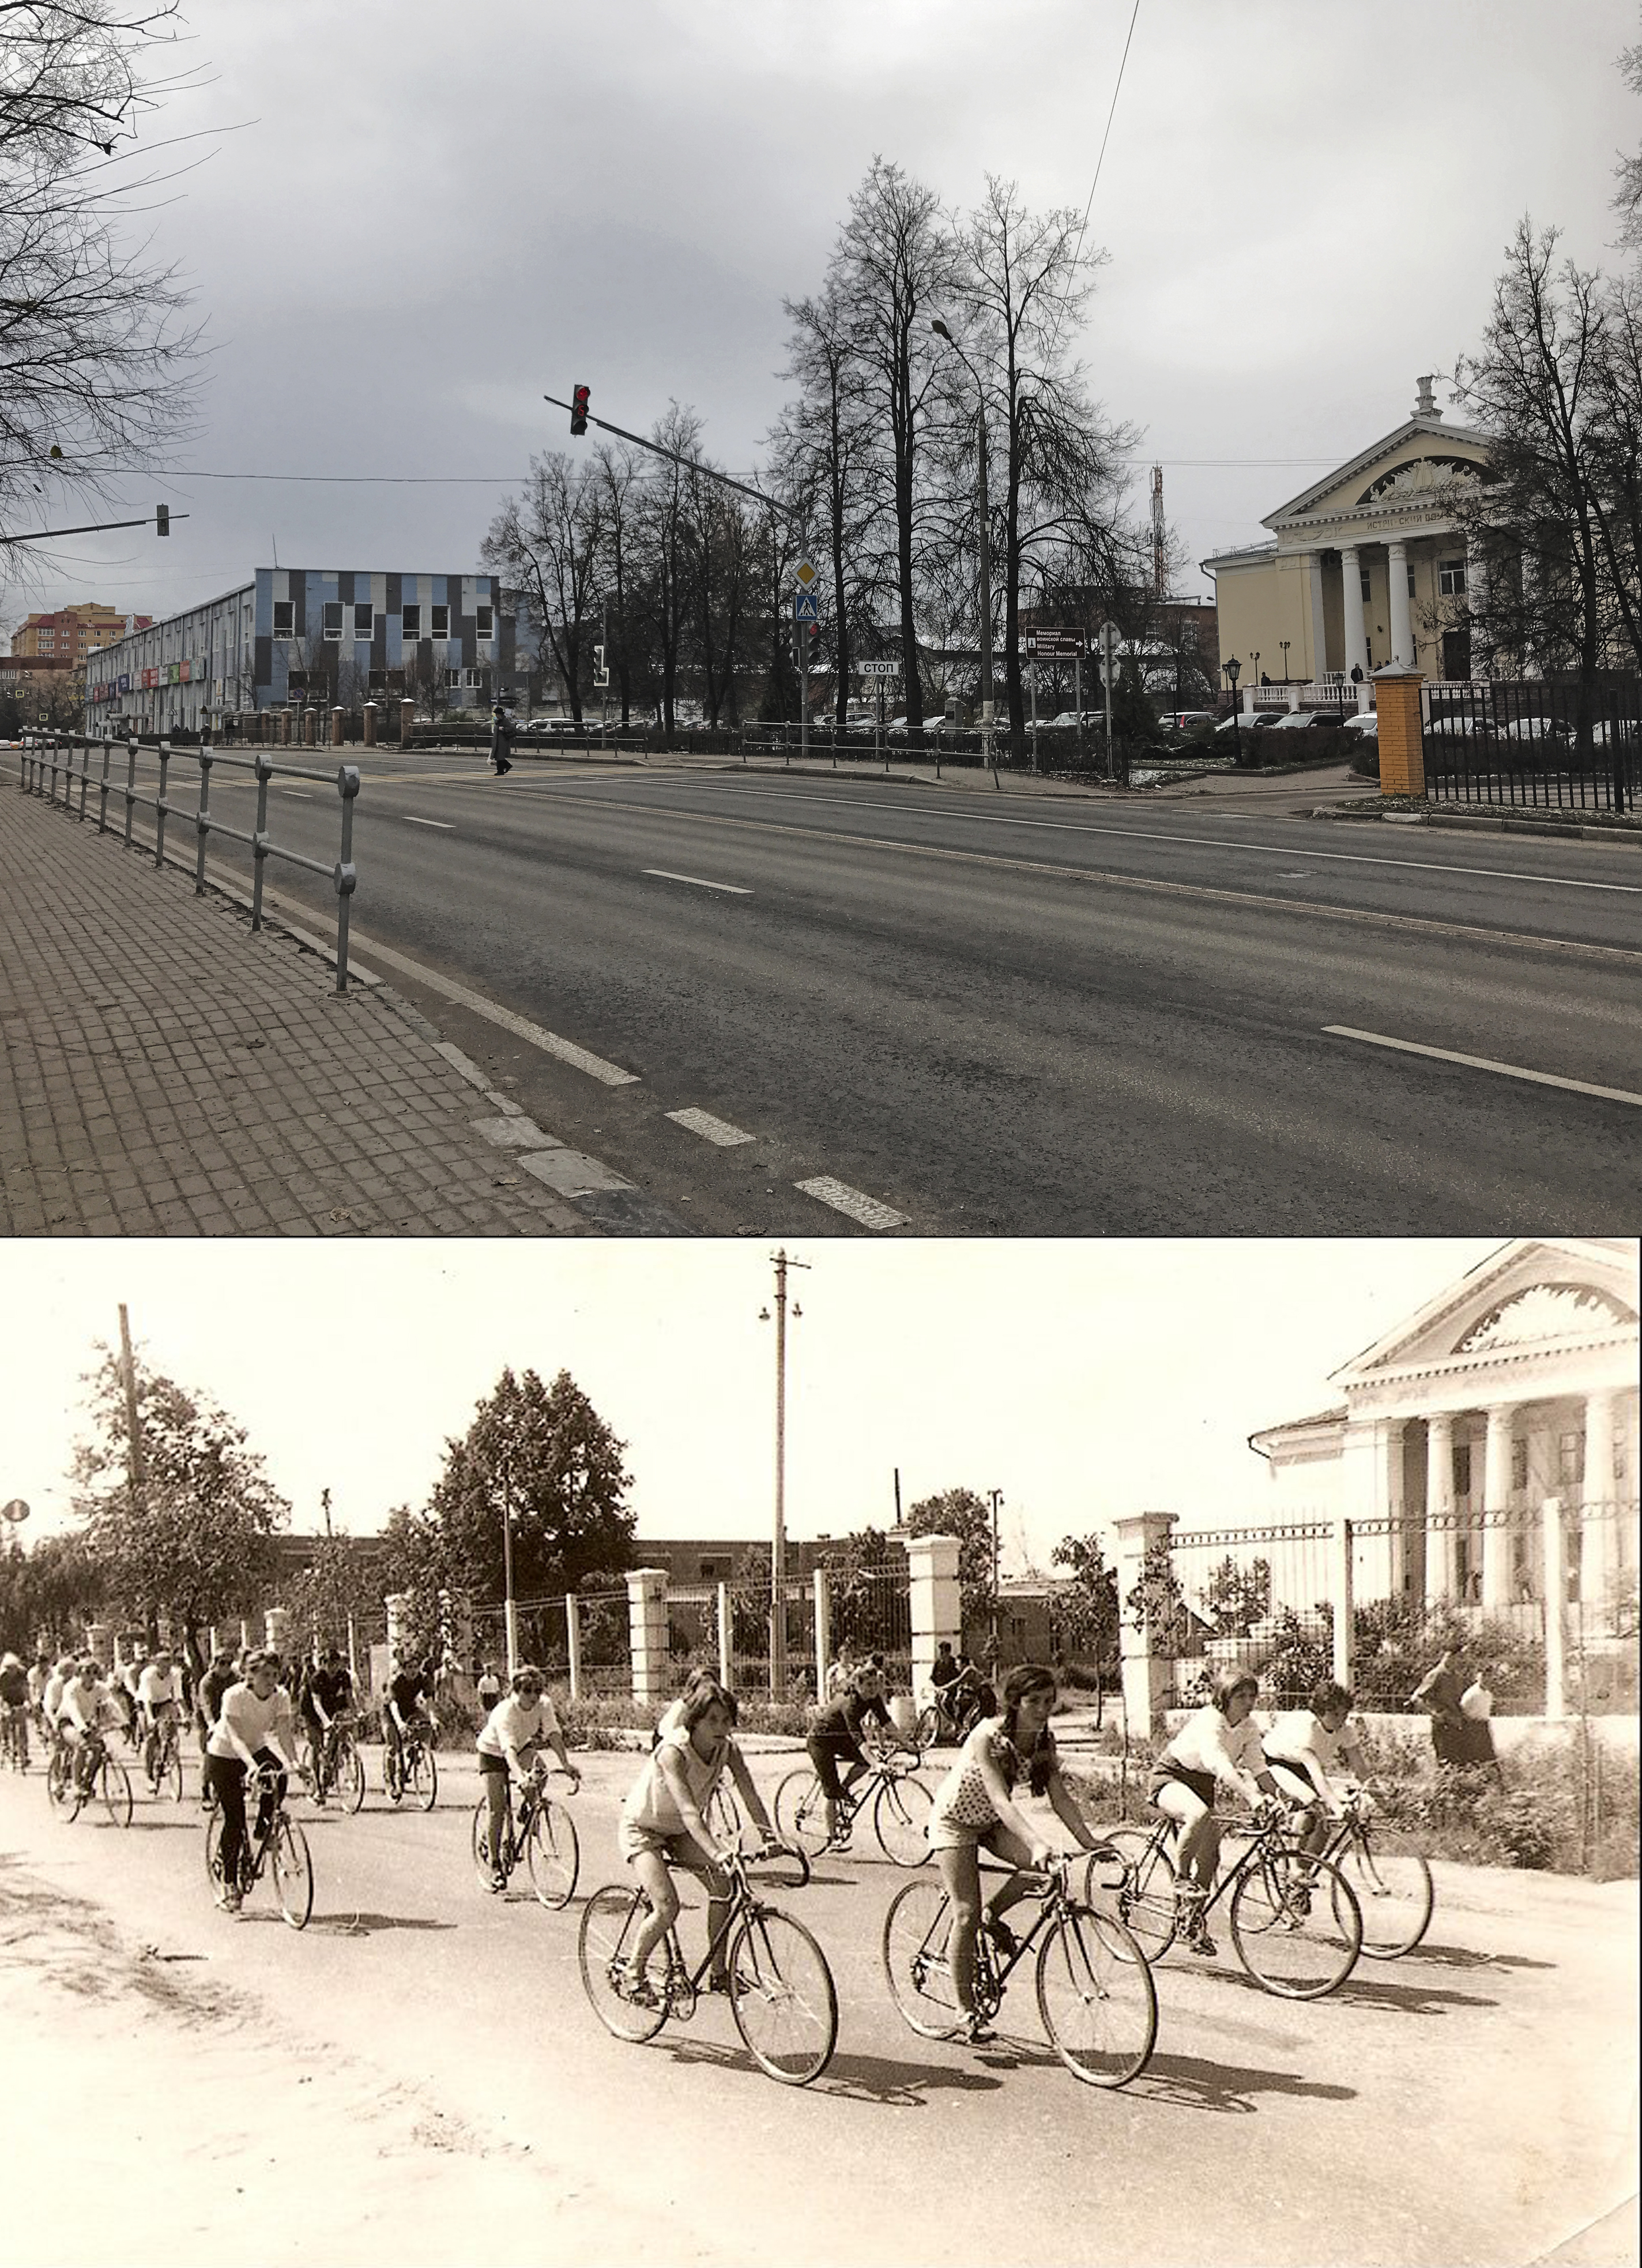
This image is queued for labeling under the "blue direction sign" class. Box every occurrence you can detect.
[793,590,822,623]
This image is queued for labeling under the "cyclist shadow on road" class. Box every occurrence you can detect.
[1118,2052,1358,2116]
[304,1912,458,1936]
[1333,1969,1500,2016]
[1388,1938,1554,1974]
[639,2033,1003,2107]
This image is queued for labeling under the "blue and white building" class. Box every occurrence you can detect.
[83,566,536,735]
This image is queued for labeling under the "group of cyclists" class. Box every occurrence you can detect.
[9,1623,1394,2051]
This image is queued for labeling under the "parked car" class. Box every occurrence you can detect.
[1214,710,1285,735]
[1157,710,1215,732]
[1340,710,1379,738]
[1497,714,1568,742]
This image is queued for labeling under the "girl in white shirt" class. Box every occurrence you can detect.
[205,1649,297,1912]
[475,1665,581,1891]
[1150,1669,1287,1955]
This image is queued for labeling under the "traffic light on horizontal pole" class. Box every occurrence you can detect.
[156,504,170,536]
[570,385,590,436]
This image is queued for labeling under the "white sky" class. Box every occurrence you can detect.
[0,1238,1512,1570]
[4,0,1637,629]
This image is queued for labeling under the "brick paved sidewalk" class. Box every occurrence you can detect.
[0,785,604,1236]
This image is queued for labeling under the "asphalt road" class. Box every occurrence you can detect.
[2,1744,1634,2268]
[130,753,1642,1233]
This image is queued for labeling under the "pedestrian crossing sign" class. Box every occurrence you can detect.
[794,590,821,622]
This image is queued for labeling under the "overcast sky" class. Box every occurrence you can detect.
[0,1238,1527,1573]
[5,0,1638,634]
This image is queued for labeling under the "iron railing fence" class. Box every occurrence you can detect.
[20,728,361,990]
[1148,1521,1337,1712]
[824,1561,913,1688]
[724,1573,819,1702]
[1345,1506,1548,1714]
[1421,676,1640,813]
[570,1585,634,1698]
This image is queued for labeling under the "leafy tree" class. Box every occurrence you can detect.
[1124,1535,1186,1648]
[0,1531,104,1655]
[424,1367,634,1607]
[823,1524,900,1652]
[1202,1554,1272,1639]
[279,1532,387,1657]
[1048,1532,1119,1660]
[69,1347,288,1666]
[906,1485,996,1644]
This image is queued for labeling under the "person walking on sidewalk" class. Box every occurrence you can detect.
[489,699,514,776]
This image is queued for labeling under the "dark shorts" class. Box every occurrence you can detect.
[1148,1761,1217,1810]
[807,1731,863,1801]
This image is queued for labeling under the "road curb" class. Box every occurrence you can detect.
[1309,806,1642,847]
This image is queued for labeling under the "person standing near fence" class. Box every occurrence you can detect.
[1410,1646,1470,1767]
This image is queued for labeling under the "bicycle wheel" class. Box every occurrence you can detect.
[911,1705,941,1755]
[1035,1908,1158,2089]
[773,1770,830,1858]
[753,1840,812,1890]
[46,1747,71,1812]
[271,1816,314,1929]
[1230,1849,1361,1999]
[525,1797,579,1910]
[205,1810,225,1886]
[881,1878,963,2039]
[408,1747,438,1812]
[336,1739,366,1815]
[578,1885,669,2043]
[1090,1827,1178,1961]
[99,1757,133,1829]
[157,1736,184,1804]
[1336,1823,1434,1958]
[873,1772,933,1868]
[703,1781,742,1850]
[728,1908,837,2086]
[382,1747,402,1804]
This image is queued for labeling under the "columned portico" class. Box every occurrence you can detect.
[1339,545,1369,680]
[1305,551,1328,682]
[1481,1405,1517,1610]
[1387,539,1414,667]
[1581,1390,1622,1608]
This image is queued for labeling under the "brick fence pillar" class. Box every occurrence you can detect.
[362,702,378,747]
[1373,661,1425,797]
[626,1567,671,1706]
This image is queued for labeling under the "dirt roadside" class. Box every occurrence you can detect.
[1,1846,728,2268]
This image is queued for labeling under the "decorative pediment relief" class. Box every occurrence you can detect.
[1453,1284,1636,1355]
[1357,454,1487,507]
[1329,1239,1639,1386]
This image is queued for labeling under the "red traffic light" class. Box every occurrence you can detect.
[570,384,590,436]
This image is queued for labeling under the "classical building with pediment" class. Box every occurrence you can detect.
[1249,1239,1639,1631]
[1203,378,1491,689]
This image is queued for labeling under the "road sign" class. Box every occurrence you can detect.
[794,560,819,590]
[1025,630,1084,657]
[793,590,821,623]
[1,1499,28,1525]
[858,660,899,676]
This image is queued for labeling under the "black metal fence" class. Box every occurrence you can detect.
[1422,677,1640,814]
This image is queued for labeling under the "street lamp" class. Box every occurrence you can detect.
[1279,638,1290,683]
[931,319,996,781]
[988,1488,1003,1663]
[759,1250,807,1699]
[1223,655,1242,764]
[501,1449,519,1676]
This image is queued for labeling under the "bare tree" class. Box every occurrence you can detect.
[1614,9,1642,257]
[627,403,702,738]
[482,453,605,723]
[593,439,644,727]
[0,4,204,574]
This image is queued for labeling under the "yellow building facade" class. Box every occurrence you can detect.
[1203,381,1491,690]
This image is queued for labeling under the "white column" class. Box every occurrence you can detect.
[905,1533,961,1697]
[1482,1406,1516,1611]
[263,1606,290,1653]
[1329,1511,1354,1689]
[811,1566,831,1689]
[1112,1509,1177,1734]
[624,1567,670,1707]
[1388,539,1414,667]
[1306,550,1328,684]
[1340,546,1370,682]
[1542,1498,1568,1722]
[385,1592,410,1668]
[1426,1412,1456,1601]
[715,1582,732,1689]
[564,1594,582,1703]
[1580,1392,1620,1616]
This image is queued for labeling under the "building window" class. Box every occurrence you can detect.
[1452,1442,1472,1498]
[1438,559,1467,597]
[322,601,342,641]
[1511,1439,1529,1492]
[1407,563,1417,597]
[402,604,421,641]
[272,600,295,639]
[353,602,373,642]
[1558,1431,1584,1488]
[1359,569,1370,601]
[430,603,449,640]
[474,604,494,641]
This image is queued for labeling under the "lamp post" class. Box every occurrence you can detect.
[759,1250,807,1699]
[501,1449,519,1676]
[1223,655,1242,765]
[988,1488,1003,1663]
[1279,638,1290,683]
[931,319,996,783]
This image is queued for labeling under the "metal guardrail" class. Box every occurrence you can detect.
[17,729,361,991]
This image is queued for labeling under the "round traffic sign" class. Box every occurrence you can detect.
[1,1499,28,1524]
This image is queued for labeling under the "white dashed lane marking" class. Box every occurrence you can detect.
[666,1108,756,1146]
[795,1176,908,1231]
[643,868,752,894]
[1323,1026,1642,1107]
[402,815,455,829]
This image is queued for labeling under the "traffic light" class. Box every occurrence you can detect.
[155,504,170,536]
[570,384,590,437]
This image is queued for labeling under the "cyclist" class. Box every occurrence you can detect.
[297,1647,355,1800]
[1263,1680,1373,1868]
[135,1648,182,1781]
[60,1657,119,1798]
[40,1654,76,1765]
[806,1660,918,1849]
[194,1645,239,1808]
[27,1651,51,1732]
[928,1661,1112,2046]
[1148,1667,1290,1957]
[476,1663,581,1892]
[382,1653,436,1782]
[0,1650,30,1768]
[204,1648,298,1913]
[616,1679,776,2006]
[653,1665,718,1748]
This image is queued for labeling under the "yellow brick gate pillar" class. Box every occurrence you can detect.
[1373,660,1425,796]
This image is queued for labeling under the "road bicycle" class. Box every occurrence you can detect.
[205,1763,313,1928]
[698,1777,812,1889]
[301,1717,366,1813]
[1096,1804,1363,1999]
[1,1700,29,1771]
[470,1766,579,1908]
[910,1687,986,1754]
[382,1719,438,1810]
[882,1854,1158,2090]
[1298,1789,1434,1957]
[141,1713,186,1803]
[579,1848,838,2087]
[47,1735,133,1827]
[774,1749,933,1867]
